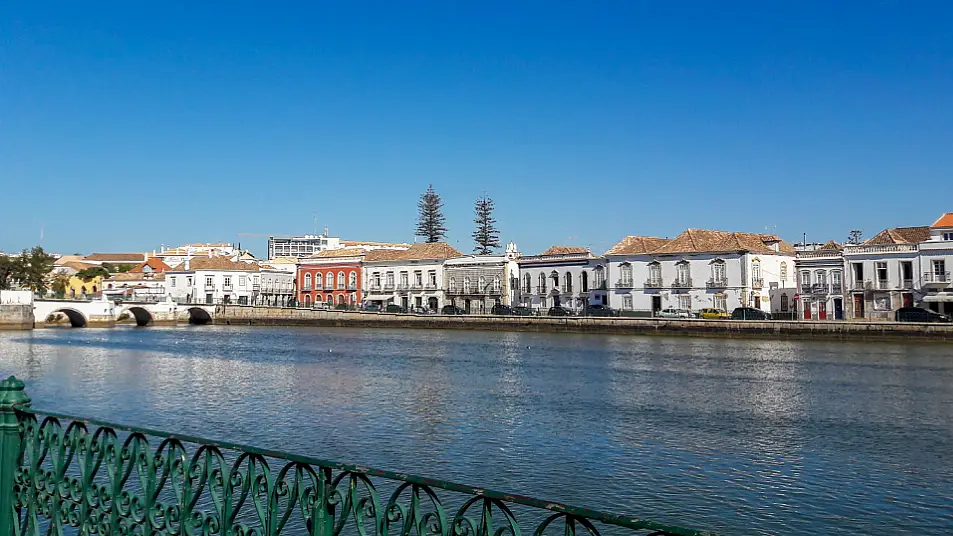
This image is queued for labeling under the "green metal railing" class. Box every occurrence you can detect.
[0,377,714,536]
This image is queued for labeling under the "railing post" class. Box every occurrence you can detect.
[0,376,30,536]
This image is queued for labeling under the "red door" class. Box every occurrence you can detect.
[818,302,827,320]
[853,294,865,318]
[902,293,913,308]
[803,299,812,319]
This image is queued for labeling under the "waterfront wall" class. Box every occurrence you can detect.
[218,305,953,342]
[0,291,34,330]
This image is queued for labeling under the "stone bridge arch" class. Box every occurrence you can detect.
[44,308,88,328]
[187,307,212,325]
[120,306,154,327]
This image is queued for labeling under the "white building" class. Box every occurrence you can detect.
[843,226,927,319]
[101,258,173,302]
[268,233,410,260]
[165,257,294,306]
[363,243,463,311]
[517,246,608,312]
[919,213,953,315]
[794,240,846,320]
[443,243,521,313]
[153,243,239,269]
[605,230,796,315]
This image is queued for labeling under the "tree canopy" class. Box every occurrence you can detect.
[472,194,501,254]
[415,185,447,243]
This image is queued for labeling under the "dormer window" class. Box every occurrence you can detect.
[944,232,953,241]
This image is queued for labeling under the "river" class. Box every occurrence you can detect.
[0,326,951,535]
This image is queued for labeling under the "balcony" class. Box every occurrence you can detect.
[615,279,635,289]
[751,278,764,289]
[671,278,692,289]
[301,286,312,292]
[425,282,437,290]
[593,281,607,291]
[644,279,663,289]
[830,284,843,294]
[901,279,915,289]
[875,279,891,290]
[397,283,410,292]
[851,280,870,291]
[383,283,396,291]
[222,285,233,292]
[348,283,357,291]
[706,278,728,289]
[923,271,951,288]
[204,284,216,291]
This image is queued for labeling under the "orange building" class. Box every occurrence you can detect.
[297,248,364,307]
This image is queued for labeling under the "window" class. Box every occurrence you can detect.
[876,262,888,283]
[449,277,456,292]
[170,277,176,288]
[414,271,423,287]
[328,272,336,289]
[238,296,248,305]
[714,294,727,311]
[540,297,547,308]
[564,271,572,293]
[594,266,605,287]
[678,295,691,310]
[385,272,394,288]
[224,276,231,288]
[493,276,501,292]
[852,263,864,282]
[751,259,762,282]
[369,273,377,288]
[815,270,827,287]
[187,277,193,287]
[304,273,312,290]
[934,259,947,275]
[550,271,559,288]
[648,263,661,285]
[316,273,324,288]
[831,270,842,290]
[873,295,892,311]
[581,271,589,292]
[463,277,471,293]
[399,272,409,288]
[622,295,633,310]
[349,271,357,288]
[711,260,726,283]
[676,262,690,285]
[239,276,246,287]
[326,295,333,305]
[620,263,633,286]
[428,271,437,287]
[780,262,788,282]
[780,294,789,312]
[523,273,531,293]
[205,276,214,287]
[538,273,546,292]
[338,272,346,287]
[944,232,953,241]
[479,276,486,292]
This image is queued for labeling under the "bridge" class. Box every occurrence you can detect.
[33,297,216,327]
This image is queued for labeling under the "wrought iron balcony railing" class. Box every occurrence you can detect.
[644,279,663,289]
[751,278,764,289]
[0,377,712,536]
[876,279,891,290]
[924,271,951,284]
[615,279,635,289]
[706,278,727,289]
[383,283,396,291]
[901,279,915,289]
[672,279,692,289]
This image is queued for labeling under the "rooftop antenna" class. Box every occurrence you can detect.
[324,225,329,237]
[313,211,318,235]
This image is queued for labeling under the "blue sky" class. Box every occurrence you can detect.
[2,2,951,257]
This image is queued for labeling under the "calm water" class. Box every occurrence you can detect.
[1,326,951,535]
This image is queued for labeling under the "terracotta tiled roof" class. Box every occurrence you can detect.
[129,258,171,273]
[314,248,367,258]
[652,229,795,255]
[819,240,843,251]
[54,255,85,266]
[104,272,166,282]
[341,240,411,248]
[931,213,953,228]
[61,261,96,271]
[363,249,408,262]
[269,256,299,263]
[84,253,147,262]
[605,236,670,255]
[399,242,464,261]
[864,226,931,245]
[176,257,258,271]
[540,246,590,256]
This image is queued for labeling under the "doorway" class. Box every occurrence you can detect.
[803,299,812,320]
[853,294,865,318]
[818,301,827,320]
[651,296,662,314]
[464,299,471,313]
[753,296,761,309]
[902,293,913,308]
[401,297,408,309]
[834,298,843,320]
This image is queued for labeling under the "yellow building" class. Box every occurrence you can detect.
[64,274,104,298]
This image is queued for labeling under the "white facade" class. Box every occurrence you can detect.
[517,248,607,312]
[268,235,342,260]
[154,244,238,269]
[165,259,294,306]
[102,273,168,302]
[794,246,846,320]
[364,259,448,310]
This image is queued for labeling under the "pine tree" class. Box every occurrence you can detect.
[415,185,447,243]
[472,194,501,254]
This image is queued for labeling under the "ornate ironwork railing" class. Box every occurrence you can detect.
[0,377,712,536]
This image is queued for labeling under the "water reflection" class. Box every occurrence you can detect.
[1,327,952,535]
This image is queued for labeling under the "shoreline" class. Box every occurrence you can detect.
[216,305,953,343]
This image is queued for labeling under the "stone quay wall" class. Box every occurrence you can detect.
[0,291,35,330]
[217,305,953,342]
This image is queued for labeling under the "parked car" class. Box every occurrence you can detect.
[491,304,513,316]
[698,308,730,320]
[410,306,434,315]
[511,306,535,316]
[657,308,690,318]
[441,305,466,315]
[731,307,771,320]
[584,305,617,317]
[547,307,573,317]
[363,304,380,312]
[895,307,952,323]
[385,304,406,314]
[312,302,330,310]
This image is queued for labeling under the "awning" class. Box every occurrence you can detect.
[923,293,953,302]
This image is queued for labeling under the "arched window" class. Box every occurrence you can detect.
[326,294,333,305]
[315,272,323,289]
[751,258,762,285]
[478,276,486,293]
[581,271,589,292]
[523,273,531,293]
[327,272,335,289]
[538,273,546,292]
[780,262,788,282]
[550,271,559,288]
[593,266,605,288]
[493,276,501,293]
[801,271,811,290]
[304,294,312,306]
[815,269,827,287]
[464,277,471,293]
[449,277,456,292]
[304,273,312,290]
[338,271,345,288]
[564,271,573,293]
[348,271,357,288]
[92,285,97,293]
[710,259,726,284]
[338,295,345,305]
[648,261,662,286]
